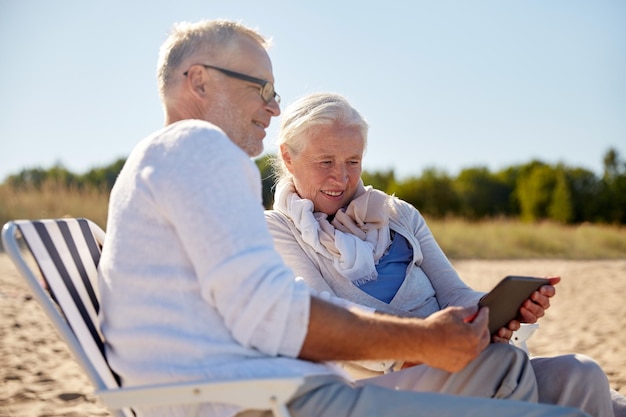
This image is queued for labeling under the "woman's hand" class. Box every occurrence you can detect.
[518,276,560,323]
[491,276,560,344]
[492,319,520,343]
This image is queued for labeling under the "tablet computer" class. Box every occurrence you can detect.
[479,275,550,335]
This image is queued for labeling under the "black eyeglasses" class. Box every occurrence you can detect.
[184,64,280,104]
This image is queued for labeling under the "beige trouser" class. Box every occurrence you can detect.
[237,373,588,417]
[238,345,618,417]
[532,354,616,417]
[358,343,537,401]
[357,346,616,417]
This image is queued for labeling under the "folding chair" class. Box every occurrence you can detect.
[2,218,303,417]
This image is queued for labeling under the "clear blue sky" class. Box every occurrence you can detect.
[1,1,624,182]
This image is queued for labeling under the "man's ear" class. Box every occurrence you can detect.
[280,144,294,173]
[186,65,208,96]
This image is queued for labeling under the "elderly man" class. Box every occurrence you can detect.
[98,19,588,417]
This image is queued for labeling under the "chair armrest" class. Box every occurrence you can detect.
[96,376,304,415]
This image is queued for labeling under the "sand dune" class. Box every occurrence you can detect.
[1,253,624,416]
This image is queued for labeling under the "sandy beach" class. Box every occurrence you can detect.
[1,253,624,416]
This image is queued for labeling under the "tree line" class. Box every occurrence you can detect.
[5,148,626,225]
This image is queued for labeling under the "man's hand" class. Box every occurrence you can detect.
[418,306,491,372]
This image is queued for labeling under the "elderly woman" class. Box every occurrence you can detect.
[265,92,624,417]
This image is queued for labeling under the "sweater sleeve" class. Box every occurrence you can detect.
[395,199,484,308]
[143,122,311,357]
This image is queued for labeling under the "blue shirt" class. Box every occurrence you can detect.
[357,233,412,303]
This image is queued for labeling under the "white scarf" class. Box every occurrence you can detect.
[273,177,392,284]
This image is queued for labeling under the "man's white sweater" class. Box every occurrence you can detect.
[99,120,338,417]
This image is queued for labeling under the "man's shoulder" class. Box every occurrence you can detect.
[151,119,245,157]
[130,119,254,182]
[162,119,226,142]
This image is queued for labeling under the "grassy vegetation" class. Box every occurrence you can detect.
[0,182,110,231]
[1,182,624,259]
[427,217,626,260]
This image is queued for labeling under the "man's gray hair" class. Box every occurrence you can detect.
[156,19,271,99]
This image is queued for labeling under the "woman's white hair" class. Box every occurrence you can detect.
[274,92,369,180]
